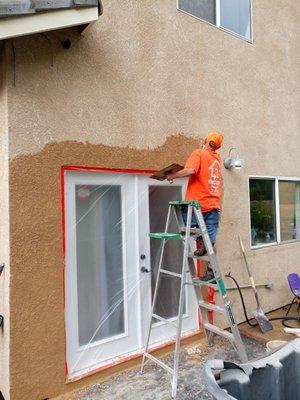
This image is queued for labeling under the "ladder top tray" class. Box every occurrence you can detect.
[169,200,200,209]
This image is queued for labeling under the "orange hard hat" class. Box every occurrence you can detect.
[205,131,223,149]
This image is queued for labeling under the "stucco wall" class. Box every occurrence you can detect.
[4,0,300,399]
[7,0,300,159]
[9,136,198,400]
[0,47,10,400]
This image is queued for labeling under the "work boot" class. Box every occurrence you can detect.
[194,238,206,257]
[199,267,216,283]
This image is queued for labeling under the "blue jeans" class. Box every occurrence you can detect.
[182,207,220,245]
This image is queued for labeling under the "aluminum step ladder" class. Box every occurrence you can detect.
[140,200,248,399]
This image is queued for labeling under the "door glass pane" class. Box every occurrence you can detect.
[76,184,124,346]
[279,181,300,242]
[149,186,184,319]
[178,0,216,25]
[220,0,251,40]
[249,179,276,246]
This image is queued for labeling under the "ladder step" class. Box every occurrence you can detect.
[149,232,182,240]
[143,352,174,374]
[192,278,217,288]
[152,313,178,328]
[160,269,182,278]
[188,253,210,262]
[204,323,234,342]
[198,300,226,314]
[180,227,202,235]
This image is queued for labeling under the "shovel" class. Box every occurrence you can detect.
[238,236,273,333]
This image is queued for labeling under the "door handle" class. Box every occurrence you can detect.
[141,267,151,273]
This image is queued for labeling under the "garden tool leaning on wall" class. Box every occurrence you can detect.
[238,236,273,333]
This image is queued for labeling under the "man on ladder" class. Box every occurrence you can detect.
[166,131,224,281]
[141,132,248,399]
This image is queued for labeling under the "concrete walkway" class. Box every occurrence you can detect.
[56,336,266,400]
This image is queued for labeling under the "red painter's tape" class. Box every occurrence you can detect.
[65,362,69,377]
[62,165,156,174]
[61,167,68,377]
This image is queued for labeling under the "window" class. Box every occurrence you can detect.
[249,179,276,246]
[249,178,300,247]
[178,0,252,41]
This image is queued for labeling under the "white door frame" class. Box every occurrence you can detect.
[64,169,199,379]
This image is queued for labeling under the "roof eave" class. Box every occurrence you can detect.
[0,5,100,40]
[0,0,100,18]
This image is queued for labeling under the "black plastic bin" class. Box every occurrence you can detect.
[204,339,300,400]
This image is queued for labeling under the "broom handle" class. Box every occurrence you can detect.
[238,236,261,308]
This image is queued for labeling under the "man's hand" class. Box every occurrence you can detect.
[165,168,195,183]
[165,173,174,184]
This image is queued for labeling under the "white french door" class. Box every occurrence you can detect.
[65,171,139,378]
[64,170,198,379]
[137,176,198,345]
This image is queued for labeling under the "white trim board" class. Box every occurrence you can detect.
[0,7,99,40]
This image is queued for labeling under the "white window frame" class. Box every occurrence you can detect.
[249,176,300,249]
[177,0,253,43]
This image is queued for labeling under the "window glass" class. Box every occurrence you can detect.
[178,0,216,25]
[249,179,276,246]
[279,181,300,242]
[149,185,184,319]
[178,0,252,41]
[76,184,124,345]
[220,0,251,39]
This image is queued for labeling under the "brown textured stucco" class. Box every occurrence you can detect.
[9,135,199,400]
[9,136,300,400]
[3,0,300,399]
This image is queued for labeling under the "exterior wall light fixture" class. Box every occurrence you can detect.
[224,148,245,170]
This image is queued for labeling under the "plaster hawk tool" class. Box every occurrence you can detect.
[150,163,184,181]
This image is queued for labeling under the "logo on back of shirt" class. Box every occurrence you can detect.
[208,160,221,194]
